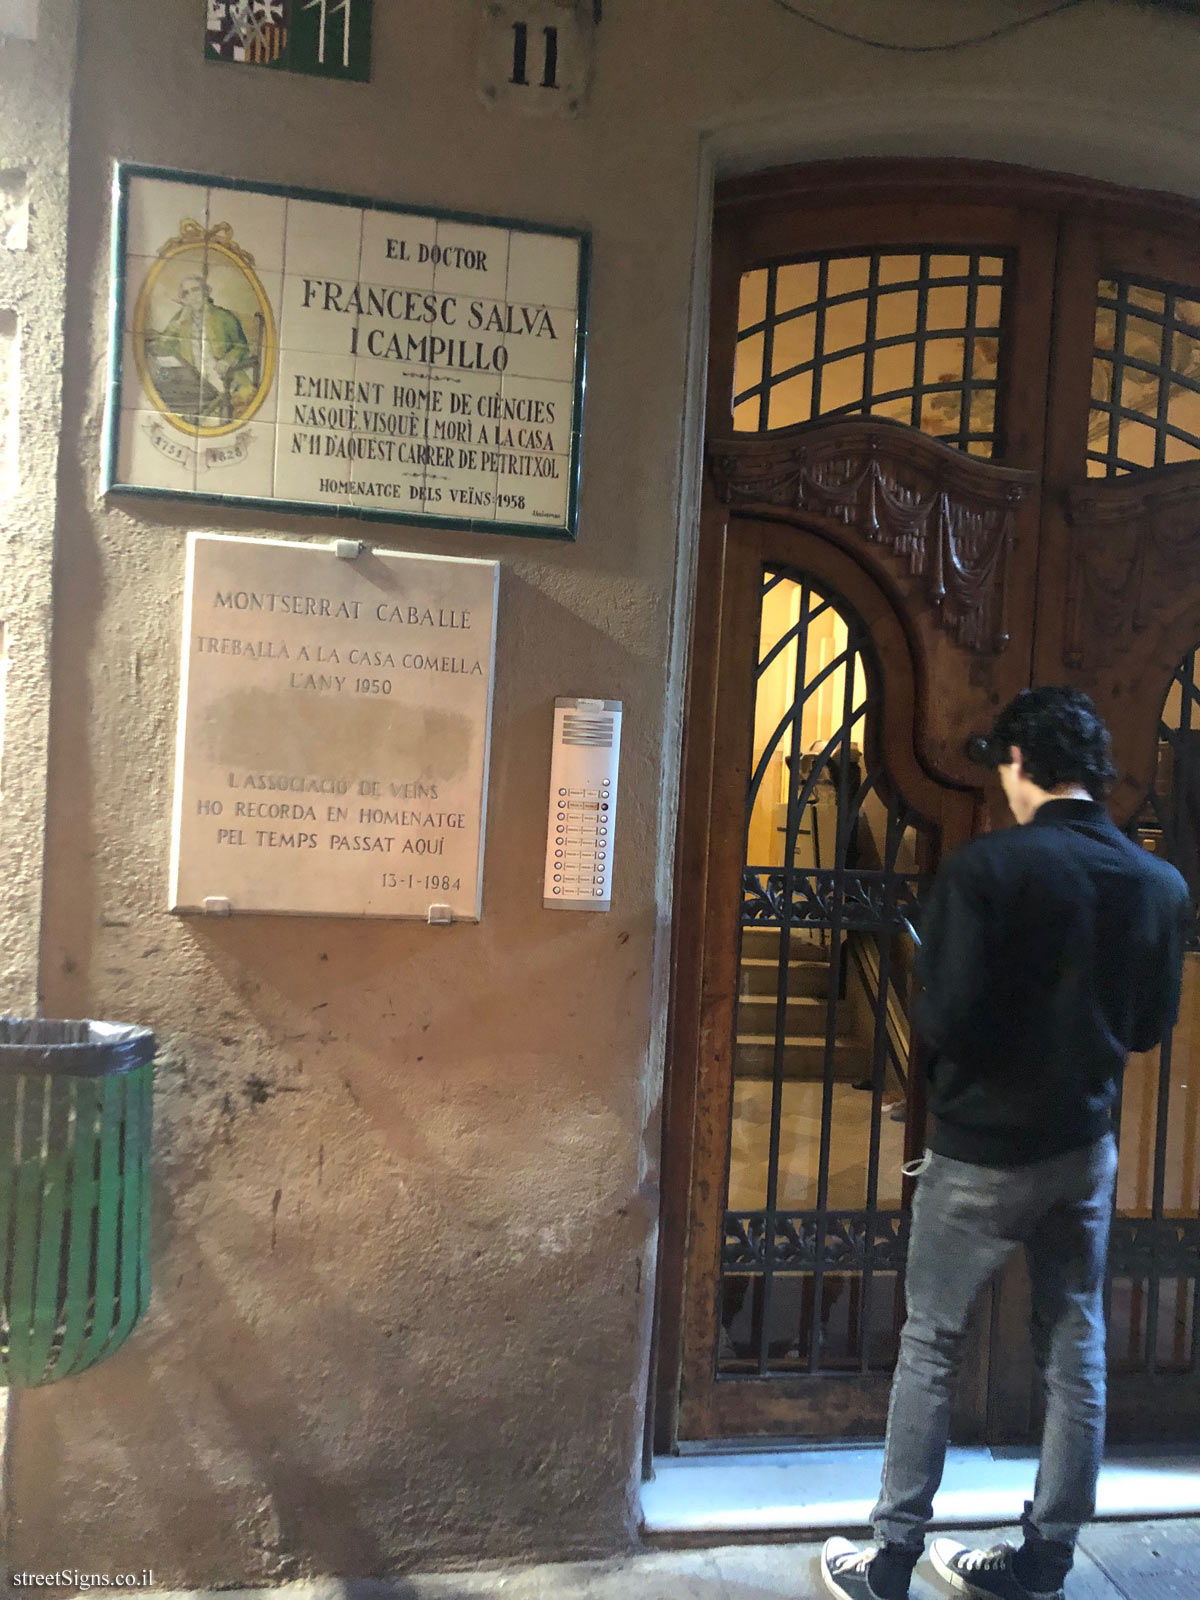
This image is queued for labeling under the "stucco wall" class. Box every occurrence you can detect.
[10,0,1200,1584]
[0,0,75,1554]
[0,2,72,1014]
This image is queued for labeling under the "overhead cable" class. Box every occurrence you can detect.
[762,0,1091,53]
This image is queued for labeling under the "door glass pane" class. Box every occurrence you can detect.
[731,250,1009,456]
[1088,275,1200,475]
[720,569,933,1377]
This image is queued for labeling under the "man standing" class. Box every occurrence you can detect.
[821,687,1190,1600]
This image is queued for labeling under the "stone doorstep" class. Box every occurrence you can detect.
[640,1444,1200,1535]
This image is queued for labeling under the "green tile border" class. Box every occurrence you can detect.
[102,162,590,542]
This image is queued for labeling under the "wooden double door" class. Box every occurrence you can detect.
[656,161,1200,1452]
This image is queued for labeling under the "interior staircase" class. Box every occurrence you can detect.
[735,926,870,1081]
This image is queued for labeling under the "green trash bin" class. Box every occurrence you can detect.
[0,1018,155,1387]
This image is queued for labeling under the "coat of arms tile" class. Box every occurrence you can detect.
[205,0,372,81]
[206,1,290,66]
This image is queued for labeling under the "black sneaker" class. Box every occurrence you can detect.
[929,1537,1064,1600]
[821,1538,893,1600]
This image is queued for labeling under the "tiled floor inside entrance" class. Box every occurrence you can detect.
[729,1079,906,1210]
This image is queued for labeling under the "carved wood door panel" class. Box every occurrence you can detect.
[1037,215,1200,809]
[1027,212,1200,1440]
[663,179,1056,1445]
[658,164,1200,1452]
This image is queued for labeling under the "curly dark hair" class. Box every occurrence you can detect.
[980,686,1117,799]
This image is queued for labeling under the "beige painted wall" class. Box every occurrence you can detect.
[10,0,1200,1584]
[0,0,76,1554]
[0,1,73,1013]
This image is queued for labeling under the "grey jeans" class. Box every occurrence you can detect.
[873,1133,1119,1559]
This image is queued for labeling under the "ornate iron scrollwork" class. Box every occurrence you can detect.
[741,867,924,933]
[1108,1216,1200,1279]
[724,1210,911,1275]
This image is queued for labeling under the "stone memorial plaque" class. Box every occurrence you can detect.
[106,166,588,538]
[170,532,498,919]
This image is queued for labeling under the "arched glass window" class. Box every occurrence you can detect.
[732,251,1008,456]
[721,569,931,1375]
[1090,277,1200,476]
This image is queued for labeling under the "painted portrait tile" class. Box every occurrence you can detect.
[132,219,278,439]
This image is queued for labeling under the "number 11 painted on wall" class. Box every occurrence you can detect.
[303,0,352,69]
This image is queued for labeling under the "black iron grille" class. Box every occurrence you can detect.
[719,568,932,1378]
[733,250,1009,457]
[1090,275,1200,476]
[1118,651,1200,1377]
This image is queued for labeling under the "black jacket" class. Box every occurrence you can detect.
[916,799,1190,1167]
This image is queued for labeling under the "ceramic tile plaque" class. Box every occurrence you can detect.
[106,166,588,538]
[170,533,499,920]
[205,0,373,82]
